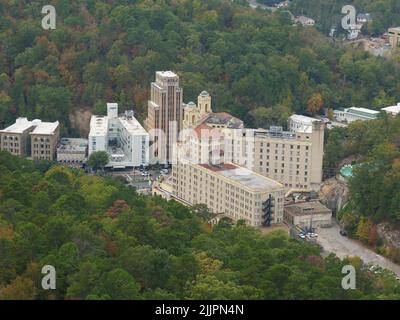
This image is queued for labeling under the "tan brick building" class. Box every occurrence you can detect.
[145,71,183,164]
[0,118,35,157]
[0,118,59,160]
[284,201,332,228]
[172,157,285,227]
[223,122,324,191]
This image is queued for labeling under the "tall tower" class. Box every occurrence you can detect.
[198,91,212,116]
[145,71,183,164]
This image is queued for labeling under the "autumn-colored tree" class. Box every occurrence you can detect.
[0,276,37,300]
[368,225,378,247]
[307,93,324,114]
[106,200,130,218]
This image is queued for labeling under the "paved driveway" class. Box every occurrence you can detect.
[317,223,400,277]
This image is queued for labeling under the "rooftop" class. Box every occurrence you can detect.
[90,116,108,136]
[290,114,318,124]
[57,138,88,153]
[0,118,33,134]
[285,201,332,216]
[382,103,400,115]
[157,71,178,78]
[118,116,148,135]
[0,118,59,135]
[31,120,59,135]
[194,123,224,139]
[347,107,379,118]
[199,163,283,191]
[204,112,244,129]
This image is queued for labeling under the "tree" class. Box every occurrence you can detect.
[307,93,324,114]
[87,151,109,172]
[0,276,37,300]
[191,204,215,222]
[102,269,141,300]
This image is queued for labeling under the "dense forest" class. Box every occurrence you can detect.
[0,151,400,300]
[1,0,400,136]
[291,0,400,36]
[324,113,400,262]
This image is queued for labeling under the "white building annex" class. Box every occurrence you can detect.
[89,103,149,169]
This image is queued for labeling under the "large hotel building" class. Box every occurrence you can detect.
[145,71,183,164]
[172,157,285,227]
[222,120,324,191]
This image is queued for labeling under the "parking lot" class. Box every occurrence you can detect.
[317,222,400,277]
[110,168,170,192]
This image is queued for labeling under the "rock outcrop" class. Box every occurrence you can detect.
[318,178,349,215]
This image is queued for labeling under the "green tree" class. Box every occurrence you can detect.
[87,151,109,172]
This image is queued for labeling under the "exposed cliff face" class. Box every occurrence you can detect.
[318,178,349,215]
[69,109,92,137]
[377,223,400,248]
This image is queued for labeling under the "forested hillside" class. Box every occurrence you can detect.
[1,0,400,136]
[0,151,400,300]
[291,0,400,35]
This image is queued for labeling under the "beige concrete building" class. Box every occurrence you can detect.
[389,27,400,47]
[284,201,332,229]
[30,120,60,161]
[0,118,60,160]
[172,158,285,227]
[223,121,324,192]
[183,91,213,129]
[0,118,35,157]
[145,71,183,164]
[57,138,88,165]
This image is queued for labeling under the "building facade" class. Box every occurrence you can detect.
[89,103,149,168]
[57,138,88,165]
[284,201,332,229]
[222,122,324,191]
[334,107,379,123]
[389,27,400,48]
[30,120,60,161]
[0,117,60,160]
[145,71,183,164]
[172,158,285,227]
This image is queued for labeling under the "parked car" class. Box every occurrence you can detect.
[340,230,347,236]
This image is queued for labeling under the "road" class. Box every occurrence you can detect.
[247,0,276,11]
[317,223,400,277]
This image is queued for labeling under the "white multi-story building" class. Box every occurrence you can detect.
[334,107,380,123]
[288,114,319,134]
[89,103,149,168]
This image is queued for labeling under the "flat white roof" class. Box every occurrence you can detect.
[198,163,283,191]
[0,118,33,134]
[348,107,380,115]
[1,118,59,135]
[382,104,400,114]
[31,121,59,135]
[220,167,283,190]
[90,116,108,136]
[118,117,148,136]
[157,71,178,78]
[290,114,318,124]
